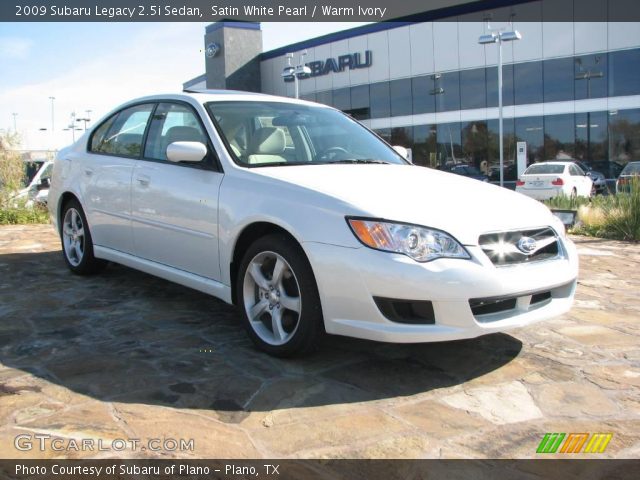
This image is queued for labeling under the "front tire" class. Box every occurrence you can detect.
[60,199,106,275]
[237,234,323,357]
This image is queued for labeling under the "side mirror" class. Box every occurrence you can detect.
[166,141,207,163]
[393,145,411,163]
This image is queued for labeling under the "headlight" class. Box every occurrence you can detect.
[347,218,470,262]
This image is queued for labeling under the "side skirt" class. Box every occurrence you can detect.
[93,246,233,304]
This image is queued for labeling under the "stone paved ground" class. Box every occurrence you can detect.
[0,225,638,459]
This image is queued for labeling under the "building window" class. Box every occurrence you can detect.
[487,118,516,180]
[461,121,489,171]
[609,108,640,172]
[349,85,370,120]
[487,64,514,107]
[514,61,543,105]
[412,76,436,115]
[575,53,607,100]
[544,57,575,103]
[332,88,351,111]
[390,78,413,117]
[300,92,317,103]
[575,111,608,162]
[544,114,576,159]
[390,127,413,150]
[460,68,487,110]
[374,128,391,143]
[608,49,640,97]
[315,90,333,107]
[370,82,391,118]
[413,124,437,168]
[515,116,544,164]
[436,122,462,166]
[434,71,461,112]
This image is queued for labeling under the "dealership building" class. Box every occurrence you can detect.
[184,1,640,181]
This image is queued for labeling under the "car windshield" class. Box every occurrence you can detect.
[621,162,640,175]
[524,164,565,175]
[206,101,406,167]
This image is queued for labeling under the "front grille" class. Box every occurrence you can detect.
[469,297,517,316]
[479,227,560,266]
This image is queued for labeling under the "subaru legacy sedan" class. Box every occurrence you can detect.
[49,91,578,356]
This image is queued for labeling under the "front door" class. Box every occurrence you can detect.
[130,102,223,280]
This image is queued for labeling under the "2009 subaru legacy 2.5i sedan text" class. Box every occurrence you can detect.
[48,91,578,356]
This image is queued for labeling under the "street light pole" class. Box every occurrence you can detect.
[479,27,522,188]
[281,51,311,99]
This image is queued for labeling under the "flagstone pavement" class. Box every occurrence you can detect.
[0,225,638,459]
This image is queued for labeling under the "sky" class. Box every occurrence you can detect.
[0,22,370,150]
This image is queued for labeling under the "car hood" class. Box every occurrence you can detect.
[253,164,556,245]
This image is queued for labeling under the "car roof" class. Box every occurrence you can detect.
[128,90,323,108]
[531,161,571,166]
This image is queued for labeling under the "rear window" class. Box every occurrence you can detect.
[621,162,640,175]
[524,164,565,175]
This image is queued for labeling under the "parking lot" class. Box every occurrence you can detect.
[0,224,638,459]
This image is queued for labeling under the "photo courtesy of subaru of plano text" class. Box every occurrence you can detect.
[48,91,578,356]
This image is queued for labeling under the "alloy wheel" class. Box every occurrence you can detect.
[62,207,85,267]
[242,251,302,346]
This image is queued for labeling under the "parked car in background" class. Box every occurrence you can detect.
[48,91,578,357]
[616,161,640,194]
[591,160,624,181]
[11,159,53,206]
[552,159,607,194]
[440,163,489,182]
[516,161,594,200]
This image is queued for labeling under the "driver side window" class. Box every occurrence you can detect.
[143,103,208,162]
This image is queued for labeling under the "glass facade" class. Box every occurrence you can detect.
[373,109,640,181]
[328,49,640,115]
[310,47,640,179]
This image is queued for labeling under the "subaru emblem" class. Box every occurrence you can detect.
[517,236,537,255]
[206,42,221,58]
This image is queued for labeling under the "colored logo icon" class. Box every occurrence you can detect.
[537,433,613,454]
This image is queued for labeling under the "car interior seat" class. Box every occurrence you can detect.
[247,127,287,165]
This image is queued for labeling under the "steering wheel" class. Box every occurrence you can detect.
[317,146,349,162]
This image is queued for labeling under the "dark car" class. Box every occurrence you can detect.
[441,163,489,182]
[591,160,624,181]
[616,161,640,194]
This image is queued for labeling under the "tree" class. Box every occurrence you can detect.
[0,131,24,207]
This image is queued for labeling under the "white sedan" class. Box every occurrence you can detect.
[516,161,594,200]
[48,91,578,356]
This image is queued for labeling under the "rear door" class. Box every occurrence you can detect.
[84,103,154,253]
[131,101,223,280]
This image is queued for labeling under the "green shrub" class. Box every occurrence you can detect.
[543,179,640,241]
[543,194,592,210]
[566,178,640,241]
[0,204,50,225]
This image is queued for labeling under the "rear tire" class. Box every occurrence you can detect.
[237,234,323,357]
[60,199,107,275]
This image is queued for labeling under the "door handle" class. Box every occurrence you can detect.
[136,175,150,186]
[84,168,93,176]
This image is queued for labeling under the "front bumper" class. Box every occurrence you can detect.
[303,236,578,343]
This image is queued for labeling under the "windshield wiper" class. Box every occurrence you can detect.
[329,159,390,164]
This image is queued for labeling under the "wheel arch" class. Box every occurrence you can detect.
[230,221,313,306]
[57,191,82,234]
